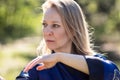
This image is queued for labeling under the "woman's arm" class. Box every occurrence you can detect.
[23,53,89,74]
[57,53,89,74]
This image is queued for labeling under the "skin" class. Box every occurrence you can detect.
[42,7,72,53]
[23,7,89,75]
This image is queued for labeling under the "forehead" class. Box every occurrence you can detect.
[43,7,61,23]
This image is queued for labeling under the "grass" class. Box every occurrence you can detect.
[0,37,40,80]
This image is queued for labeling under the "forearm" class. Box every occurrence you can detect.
[23,52,89,74]
[57,53,89,74]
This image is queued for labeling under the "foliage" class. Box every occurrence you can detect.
[75,0,120,43]
[0,0,43,43]
[0,0,120,44]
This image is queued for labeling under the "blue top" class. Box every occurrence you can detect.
[16,54,120,80]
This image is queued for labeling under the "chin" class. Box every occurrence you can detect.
[48,47,57,50]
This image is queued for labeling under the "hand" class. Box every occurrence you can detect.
[23,53,59,72]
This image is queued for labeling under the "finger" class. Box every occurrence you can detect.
[36,63,45,70]
[27,57,40,69]
[24,57,40,71]
[23,56,42,72]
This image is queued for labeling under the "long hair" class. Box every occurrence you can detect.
[37,0,94,55]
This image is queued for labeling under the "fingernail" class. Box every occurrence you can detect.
[36,66,44,70]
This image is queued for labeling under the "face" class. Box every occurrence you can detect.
[42,7,72,53]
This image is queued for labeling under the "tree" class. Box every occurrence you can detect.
[0,0,43,43]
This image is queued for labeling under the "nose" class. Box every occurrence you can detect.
[43,26,53,36]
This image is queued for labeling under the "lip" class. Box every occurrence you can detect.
[46,40,55,42]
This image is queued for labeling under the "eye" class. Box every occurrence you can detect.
[52,24,60,28]
[42,22,47,28]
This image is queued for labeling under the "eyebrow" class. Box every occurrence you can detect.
[52,21,61,23]
[42,20,61,23]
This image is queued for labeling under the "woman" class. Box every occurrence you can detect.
[16,0,120,80]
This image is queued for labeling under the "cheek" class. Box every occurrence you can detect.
[55,30,67,38]
[56,31,70,42]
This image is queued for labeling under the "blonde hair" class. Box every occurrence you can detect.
[37,0,94,55]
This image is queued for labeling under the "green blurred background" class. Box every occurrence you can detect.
[0,0,120,79]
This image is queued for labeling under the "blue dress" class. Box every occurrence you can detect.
[16,54,120,80]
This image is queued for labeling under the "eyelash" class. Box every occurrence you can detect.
[42,23,60,28]
[42,23,47,27]
[52,24,60,28]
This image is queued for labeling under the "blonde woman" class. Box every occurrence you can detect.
[16,0,120,80]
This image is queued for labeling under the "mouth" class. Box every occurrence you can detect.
[46,40,55,42]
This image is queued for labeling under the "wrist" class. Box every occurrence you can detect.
[55,53,62,62]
